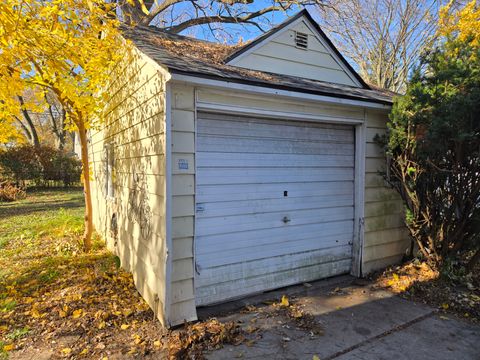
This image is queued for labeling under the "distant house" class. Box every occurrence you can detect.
[89,10,409,327]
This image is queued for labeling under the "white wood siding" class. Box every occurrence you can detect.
[89,47,170,325]
[228,19,360,87]
[168,84,198,325]
[195,112,355,305]
[362,109,410,273]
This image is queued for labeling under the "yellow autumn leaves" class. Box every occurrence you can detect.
[439,1,480,49]
[0,0,129,138]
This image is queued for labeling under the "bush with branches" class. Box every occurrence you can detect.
[379,2,480,272]
[0,145,82,187]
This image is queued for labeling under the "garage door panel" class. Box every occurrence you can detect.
[197,135,354,155]
[197,152,354,168]
[197,168,354,185]
[196,245,352,288]
[199,233,353,268]
[197,181,354,203]
[195,112,355,306]
[196,258,352,306]
[196,206,354,236]
[197,220,354,254]
[196,194,353,218]
[197,117,354,142]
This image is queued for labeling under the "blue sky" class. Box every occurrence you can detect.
[153,0,315,44]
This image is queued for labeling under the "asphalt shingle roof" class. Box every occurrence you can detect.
[123,24,394,105]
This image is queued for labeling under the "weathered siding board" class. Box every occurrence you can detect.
[88,47,170,325]
[229,20,360,87]
[197,90,365,122]
[168,84,197,325]
[362,109,410,273]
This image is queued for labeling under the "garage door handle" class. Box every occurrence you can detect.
[282,216,291,224]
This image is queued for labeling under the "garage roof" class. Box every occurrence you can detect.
[122,13,395,106]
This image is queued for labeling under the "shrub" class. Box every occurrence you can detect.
[0,145,81,187]
[0,181,26,202]
[380,3,480,272]
[0,145,42,183]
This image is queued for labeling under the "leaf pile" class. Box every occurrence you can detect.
[139,29,276,82]
[168,318,244,359]
[375,261,438,293]
[373,260,480,321]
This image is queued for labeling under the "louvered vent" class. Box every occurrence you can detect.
[295,32,308,49]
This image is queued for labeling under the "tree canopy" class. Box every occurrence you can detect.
[0,0,128,249]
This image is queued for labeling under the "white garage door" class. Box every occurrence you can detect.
[195,112,355,306]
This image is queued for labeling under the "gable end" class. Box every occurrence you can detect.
[226,10,369,89]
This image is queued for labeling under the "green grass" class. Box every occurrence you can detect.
[6,327,29,341]
[0,342,7,360]
[0,189,84,251]
[0,188,87,297]
[0,189,166,359]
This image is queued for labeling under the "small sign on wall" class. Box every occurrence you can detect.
[178,159,189,170]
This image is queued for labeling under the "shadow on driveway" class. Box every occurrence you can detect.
[199,276,480,360]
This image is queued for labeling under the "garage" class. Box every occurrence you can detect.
[92,9,407,326]
[194,112,356,306]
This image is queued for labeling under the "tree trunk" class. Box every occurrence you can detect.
[14,115,33,143]
[18,96,40,147]
[77,123,93,252]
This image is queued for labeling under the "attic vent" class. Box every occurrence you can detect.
[295,32,308,49]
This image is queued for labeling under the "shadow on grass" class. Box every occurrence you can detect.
[0,251,118,296]
[0,188,84,220]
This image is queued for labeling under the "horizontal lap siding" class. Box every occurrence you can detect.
[168,84,197,325]
[195,112,355,306]
[362,110,410,274]
[89,48,170,325]
[231,20,358,87]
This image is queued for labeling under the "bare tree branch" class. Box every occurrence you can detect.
[165,3,294,33]
[17,95,40,147]
[315,0,442,92]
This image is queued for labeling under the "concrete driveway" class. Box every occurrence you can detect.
[199,276,480,360]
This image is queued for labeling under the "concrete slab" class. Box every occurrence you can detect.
[204,277,480,360]
[336,315,480,360]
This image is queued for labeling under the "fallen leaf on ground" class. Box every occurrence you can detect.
[3,344,14,352]
[72,309,83,318]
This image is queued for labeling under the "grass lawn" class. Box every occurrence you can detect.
[0,189,168,359]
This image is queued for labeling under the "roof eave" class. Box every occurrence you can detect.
[168,68,393,107]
